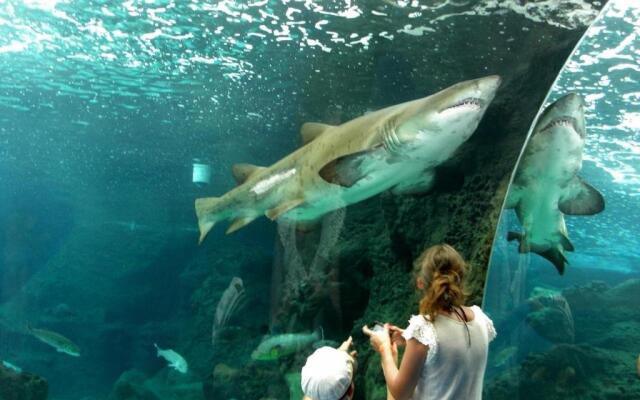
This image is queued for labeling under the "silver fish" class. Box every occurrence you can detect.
[154,343,188,374]
[28,325,81,357]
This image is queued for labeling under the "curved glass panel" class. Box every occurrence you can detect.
[483,1,640,398]
[0,1,603,399]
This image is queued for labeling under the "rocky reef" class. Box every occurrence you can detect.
[485,279,640,399]
[0,362,48,400]
[108,368,205,400]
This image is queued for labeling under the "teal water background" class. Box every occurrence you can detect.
[0,1,608,399]
[483,1,640,398]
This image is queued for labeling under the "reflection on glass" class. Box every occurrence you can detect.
[483,1,640,398]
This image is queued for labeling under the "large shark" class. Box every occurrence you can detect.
[505,93,604,274]
[195,75,501,243]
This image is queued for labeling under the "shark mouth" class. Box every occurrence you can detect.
[440,98,483,113]
[540,117,580,134]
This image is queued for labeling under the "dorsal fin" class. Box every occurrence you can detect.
[232,163,264,184]
[300,122,334,145]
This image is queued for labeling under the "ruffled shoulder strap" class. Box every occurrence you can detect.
[401,314,438,364]
[472,306,497,342]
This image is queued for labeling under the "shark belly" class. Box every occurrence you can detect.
[518,190,566,249]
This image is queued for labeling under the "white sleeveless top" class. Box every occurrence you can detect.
[401,305,496,400]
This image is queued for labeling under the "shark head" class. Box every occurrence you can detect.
[388,75,501,155]
[535,93,586,138]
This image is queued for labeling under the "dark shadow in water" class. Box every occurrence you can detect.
[0,166,74,303]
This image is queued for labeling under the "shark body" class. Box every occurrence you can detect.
[196,75,501,242]
[505,93,604,274]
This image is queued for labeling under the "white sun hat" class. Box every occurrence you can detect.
[301,346,354,400]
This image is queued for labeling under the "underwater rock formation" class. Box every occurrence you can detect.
[0,363,48,400]
[486,279,640,399]
[487,344,620,399]
[203,363,288,400]
[525,293,575,343]
[109,368,204,400]
[0,174,74,303]
[109,370,160,400]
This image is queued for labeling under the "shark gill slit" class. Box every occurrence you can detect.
[383,116,401,154]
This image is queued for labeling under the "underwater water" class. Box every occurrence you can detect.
[483,0,640,398]
[0,0,618,399]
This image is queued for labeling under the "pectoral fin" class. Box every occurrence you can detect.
[266,198,304,220]
[559,177,605,215]
[319,150,371,187]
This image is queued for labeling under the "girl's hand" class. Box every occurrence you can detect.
[362,324,392,354]
[388,324,406,348]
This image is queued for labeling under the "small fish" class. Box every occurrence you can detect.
[2,360,22,373]
[493,346,517,367]
[251,330,321,361]
[154,343,188,373]
[637,354,639,378]
[27,326,81,357]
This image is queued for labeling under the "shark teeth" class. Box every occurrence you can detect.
[440,97,483,112]
[541,117,577,133]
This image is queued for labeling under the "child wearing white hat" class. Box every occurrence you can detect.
[301,337,357,400]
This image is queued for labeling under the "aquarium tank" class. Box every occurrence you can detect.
[483,0,640,399]
[1,0,635,399]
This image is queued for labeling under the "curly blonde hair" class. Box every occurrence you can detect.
[414,244,469,321]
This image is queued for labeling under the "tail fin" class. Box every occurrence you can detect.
[154,343,161,355]
[195,197,222,244]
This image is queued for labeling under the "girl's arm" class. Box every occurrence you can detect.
[363,325,427,400]
[380,338,427,400]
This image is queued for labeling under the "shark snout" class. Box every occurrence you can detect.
[475,75,501,99]
[539,93,586,138]
[437,75,501,115]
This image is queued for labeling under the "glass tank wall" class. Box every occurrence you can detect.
[0,1,612,399]
[483,1,640,399]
